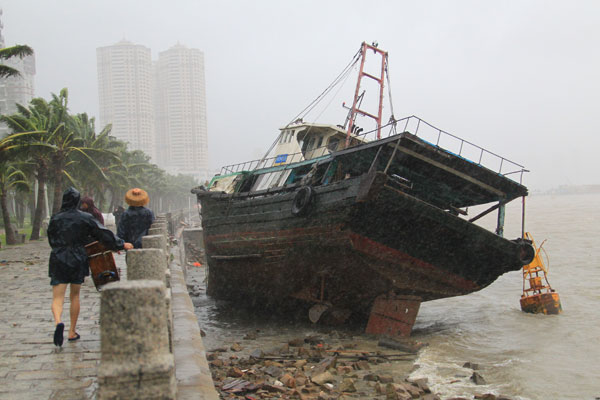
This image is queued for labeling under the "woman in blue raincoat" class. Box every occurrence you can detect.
[117,188,155,248]
[47,187,133,346]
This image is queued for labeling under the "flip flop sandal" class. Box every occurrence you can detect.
[53,323,64,347]
[68,333,81,342]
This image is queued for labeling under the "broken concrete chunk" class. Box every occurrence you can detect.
[471,371,487,385]
[339,378,357,393]
[463,361,480,370]
[311,370,335,385]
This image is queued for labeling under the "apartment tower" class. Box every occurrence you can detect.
[0,9,36,137]
[96,40,155,160]
[154,44,209,177]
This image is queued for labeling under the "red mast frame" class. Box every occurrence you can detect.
[345,42,388,148]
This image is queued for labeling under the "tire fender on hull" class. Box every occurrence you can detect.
[513,238,535,266]
[292,186,314,216]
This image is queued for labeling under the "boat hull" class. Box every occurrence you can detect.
[198,172,530,320]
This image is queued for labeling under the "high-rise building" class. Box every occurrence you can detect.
[96,40,155,160]
[0,9,36,138]
[154,44,209,179]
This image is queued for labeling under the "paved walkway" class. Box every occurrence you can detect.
[0,236,218,400]
[0,240,125,399]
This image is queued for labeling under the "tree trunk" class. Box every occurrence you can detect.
[28,184,36,226]
[30,171,46,241]
[15,197,24,228]
[1,189,17,245]
[52,178,62,215]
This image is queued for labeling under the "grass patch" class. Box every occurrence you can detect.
[1,226,43,247]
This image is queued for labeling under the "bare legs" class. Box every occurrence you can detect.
[51,284,68,325]
[68,284,81,339]
[51,283,82,339]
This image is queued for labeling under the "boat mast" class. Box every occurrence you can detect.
[345,42,388,148]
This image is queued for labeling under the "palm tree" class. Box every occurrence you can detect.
[68,114,123,210]
[0,44,34,78]
[0,161,29,245]
[2,89,120,218]
[0,103,50,240]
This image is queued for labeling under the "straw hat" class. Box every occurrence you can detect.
[125,188,149,206]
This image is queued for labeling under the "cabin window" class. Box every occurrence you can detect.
[287,131,295,143]
[317,136,323,148]
[307,137,315,150]
[301,138,309,153]
[327,138,340,152]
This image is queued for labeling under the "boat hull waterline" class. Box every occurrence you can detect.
[196,171,533,334]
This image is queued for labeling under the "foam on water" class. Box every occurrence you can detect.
[408,193,600,400]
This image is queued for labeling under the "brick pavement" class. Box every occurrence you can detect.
[0,239,127,400]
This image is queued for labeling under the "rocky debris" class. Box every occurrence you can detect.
[474,394,497,400]
[363,373,379,382]
[230,342,243,352]
[407,377,431,393]
[471,371,487,385]
[378,336,427,354]
[463,361,480,370]
[204,330,519,400]
[339,378,357,393]
[186,283,204,297]
[205,333,453,400]
[280,373,296,388]
[311,370,335,385]
[264,365,283,378]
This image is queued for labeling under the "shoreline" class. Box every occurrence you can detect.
[185,263,514,400]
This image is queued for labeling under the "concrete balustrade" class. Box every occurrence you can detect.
[126,247,174,352]
[148,227,165,236]
[142,234,170,287]
[126,248,167,284]
[98,280,176,399]
[143,234,168,255]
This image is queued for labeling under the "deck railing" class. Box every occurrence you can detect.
[218,115,528,184]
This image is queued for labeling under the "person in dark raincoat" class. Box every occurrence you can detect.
[79,196,104,225]
[112,205,125,227]
[117,188,155,248]
[47,187,133,346]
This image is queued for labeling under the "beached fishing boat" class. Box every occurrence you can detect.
[192,42,534,336]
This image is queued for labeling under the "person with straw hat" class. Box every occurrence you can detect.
[117,188,155,248]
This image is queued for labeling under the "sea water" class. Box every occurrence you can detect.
[193,192,600,399]
[409,193,600,399]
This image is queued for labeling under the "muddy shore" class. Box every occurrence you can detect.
[185,263,514,400]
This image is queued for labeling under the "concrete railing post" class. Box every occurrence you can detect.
[143,234,168,257]
[126,248,167,284]
[98,280,176,399]
[140,233,174,352]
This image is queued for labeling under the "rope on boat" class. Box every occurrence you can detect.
[285,46,362,126]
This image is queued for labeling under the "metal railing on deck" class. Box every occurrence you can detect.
[219,151,308,175]
[354,115,528,184]
[218,115,528,184]
[403,116,526,182]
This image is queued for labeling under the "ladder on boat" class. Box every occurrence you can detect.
[345,42,389,147]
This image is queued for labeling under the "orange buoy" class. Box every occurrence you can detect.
[520,232,562,314]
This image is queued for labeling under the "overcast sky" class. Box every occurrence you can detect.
[2,0,599,190]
